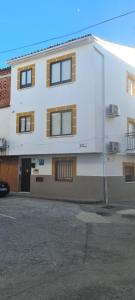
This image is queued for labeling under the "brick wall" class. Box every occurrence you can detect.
[0,68,11,108]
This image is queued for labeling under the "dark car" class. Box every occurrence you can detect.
[0,181,10,197]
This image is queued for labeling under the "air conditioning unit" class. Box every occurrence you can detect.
[106,104,119,117]
[0,138,7,150]
[108,141,120,154]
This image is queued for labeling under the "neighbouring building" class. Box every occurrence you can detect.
[0,67,19,192]
[1,34,135,202]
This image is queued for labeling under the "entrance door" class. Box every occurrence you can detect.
[21,158,31,192]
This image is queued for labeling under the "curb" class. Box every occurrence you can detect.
[9,192,103,205]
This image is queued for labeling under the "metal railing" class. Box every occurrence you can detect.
[127,132,135,150]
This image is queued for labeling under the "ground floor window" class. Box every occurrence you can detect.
[52,157,76,182]
[123,163,135,182]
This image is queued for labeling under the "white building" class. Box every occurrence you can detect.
[1,34,135,201]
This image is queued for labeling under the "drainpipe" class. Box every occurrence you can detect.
[102,53,109,205]
[94,45,109,205]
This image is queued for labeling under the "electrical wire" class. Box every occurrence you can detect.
[0,9,135,55]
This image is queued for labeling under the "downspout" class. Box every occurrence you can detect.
[94,46,109,205]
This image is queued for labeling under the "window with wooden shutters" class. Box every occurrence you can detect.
[53,158,76,182]
[123,163,135,182]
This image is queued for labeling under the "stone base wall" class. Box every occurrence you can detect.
[30,175,104,202]
[30,175,135,203]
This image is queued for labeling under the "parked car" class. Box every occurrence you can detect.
[0,181,10,197]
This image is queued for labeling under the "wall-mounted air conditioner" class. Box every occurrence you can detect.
[0,138,7,150]
[107,141,120,154]
[106,104,120,117]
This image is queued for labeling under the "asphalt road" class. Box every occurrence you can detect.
[0,196,135,300]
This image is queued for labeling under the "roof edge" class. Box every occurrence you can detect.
[7,34,94,66]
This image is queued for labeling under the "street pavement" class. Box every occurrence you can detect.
[0,196,135,299]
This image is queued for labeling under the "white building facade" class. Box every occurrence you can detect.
[2,35,135,202]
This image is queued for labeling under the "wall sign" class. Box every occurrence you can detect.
[39,159,44,166]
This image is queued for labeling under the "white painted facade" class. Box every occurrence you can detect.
[6,35,135,180]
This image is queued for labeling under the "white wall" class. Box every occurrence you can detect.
[8,36,135,177]
[9,41,103,156]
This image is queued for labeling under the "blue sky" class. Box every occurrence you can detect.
[1,0,135,67]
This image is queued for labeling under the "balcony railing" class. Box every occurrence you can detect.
[127,133,135,150]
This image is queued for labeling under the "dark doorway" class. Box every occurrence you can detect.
[21,158,31,192]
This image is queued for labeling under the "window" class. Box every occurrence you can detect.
[20,69,32,88]
[19,116,31,132]
[47,105,76,137]
[127,118,135,150]
[53,158,76,182]
[46,53,76,87]
[124,163,135,182]
[16,111,34,133]
[51,111,72,136]
[50,59,72,85]
[17,64,35,90]
[128,119,135,134]
[127,73,135,96]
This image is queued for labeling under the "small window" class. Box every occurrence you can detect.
[19,116,31,132]
[50,58,72,85]
[127,74,135,96]
[51,111,72,136]
[16,111,34,133]
[128,121,135,134]
[124,164,135,182]
[20,69,32,88]
[55,159,75,182]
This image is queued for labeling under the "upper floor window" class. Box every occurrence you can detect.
[50,59,72,86]
[16,111,34,133]
[17,64,35,90]
[127,73,135,96]
[127,118,135,134]
[20,69,32,88]
[46,105,76,137]
[51,110,72,136]
[46,53,76,87]
[19,116,31,132]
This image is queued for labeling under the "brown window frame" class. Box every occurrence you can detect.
[50,58,72,86]
[50,110,72,136]
[19,115,31,133]
[127,73,135,96]
[17,64,35,90]
[16,111,35,134]
[46,105,76,137]
[46,53,76,88]
[20,68,32,89]
[52,157,76,182]
[123,163,135,182]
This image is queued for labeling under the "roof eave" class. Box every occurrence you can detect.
[7,35,95,66]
